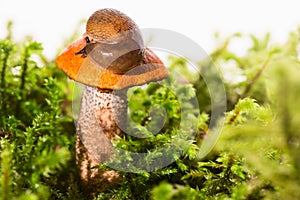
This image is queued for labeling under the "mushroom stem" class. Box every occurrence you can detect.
[76,85,127,194]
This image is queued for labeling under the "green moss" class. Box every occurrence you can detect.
[1,21,300,199]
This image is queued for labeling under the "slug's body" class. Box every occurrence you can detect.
[78,8,144,74]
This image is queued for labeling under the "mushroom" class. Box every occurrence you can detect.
[56,8,168,194]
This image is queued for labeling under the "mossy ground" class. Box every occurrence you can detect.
[1,22,300,199]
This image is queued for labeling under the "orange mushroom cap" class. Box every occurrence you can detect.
[56,38,168,90]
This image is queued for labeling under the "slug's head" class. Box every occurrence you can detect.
[77,8,144,74]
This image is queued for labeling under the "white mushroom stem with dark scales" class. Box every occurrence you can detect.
[75,86,127,194]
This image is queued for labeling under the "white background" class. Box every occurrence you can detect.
[0,0,299,59]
